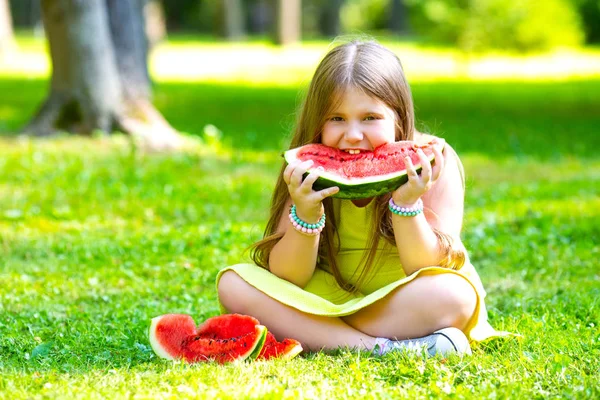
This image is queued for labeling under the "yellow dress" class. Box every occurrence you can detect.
[216,198,509,342]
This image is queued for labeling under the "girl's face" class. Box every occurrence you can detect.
[321,86,396,152]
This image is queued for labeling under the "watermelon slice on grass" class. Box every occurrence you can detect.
[149,313,302,364]
[259,332,303,360]
[284,138,445,200]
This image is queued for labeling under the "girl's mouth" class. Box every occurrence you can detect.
[343,149,363,155]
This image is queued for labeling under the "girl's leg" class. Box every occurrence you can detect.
[217,270,377,352]
[341,273,477,340]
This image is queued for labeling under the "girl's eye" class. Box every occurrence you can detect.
[330,116,344,122]
[364,116,376,121]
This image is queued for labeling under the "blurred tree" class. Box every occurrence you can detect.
[318,0,343,37]
[222,0,245,39]
[340,0,387,32]
[571,0,600,43]
[24,0,183,151]
[144,0,167,48]
[0,0,15,56]
[247,0,272,34]
[389,0,408,34]
[405,0,583,52]
[8,0,41,28]
[273,0,301,45]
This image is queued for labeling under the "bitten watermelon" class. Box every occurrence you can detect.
[149,314,267,364]
[148,313,302,364]
[258,332,303,360]
[197,315,302,361]
[284,138,445,199]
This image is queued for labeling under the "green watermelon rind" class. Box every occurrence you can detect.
[149,316,173,360]
[148,315,268,364]
[283,141,443,200]
[148,315,193,361]
[245,325,268,361]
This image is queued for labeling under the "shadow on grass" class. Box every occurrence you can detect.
[1,77,599,159]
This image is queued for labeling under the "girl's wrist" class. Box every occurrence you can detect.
[289,204,326,235]
[390,196,421,209]
[389,197,424,217]
[293,204,324,224]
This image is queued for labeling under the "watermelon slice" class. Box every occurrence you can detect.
[284,138,445,199]
[196,314,303,361]
[148,313,302,364]
[149,314,267,364]
[257,332,303,360]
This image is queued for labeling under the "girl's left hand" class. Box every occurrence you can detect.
[391,146,445,206]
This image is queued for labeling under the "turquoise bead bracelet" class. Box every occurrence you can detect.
[388,198,424,217]
[289,205,326,235]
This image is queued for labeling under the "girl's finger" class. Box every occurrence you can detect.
[283,159,301,185]
[316,186,339,200]
[431,146,445,182]
[290,160,313,188]
[405,156,418,181]
[301,167,323,193]
[417,149,432,184]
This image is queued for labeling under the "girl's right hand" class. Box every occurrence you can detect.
[283,159,339,222]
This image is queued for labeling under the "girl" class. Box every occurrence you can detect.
[217,40,506,356]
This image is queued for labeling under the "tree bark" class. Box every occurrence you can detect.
[23,0,183,151]
[223,0,245,40]
[273,0,301,46]
[0,0,15,57]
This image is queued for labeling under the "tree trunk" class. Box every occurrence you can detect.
[318,0,343,37]
[0,0,15,57]
[248,0,271,34]
[273,0,301,46]
[223,0,245,40]
[389,0,408,34]
[143,0,166,48]
[23,0,183,151]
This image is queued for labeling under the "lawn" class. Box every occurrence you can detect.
[0,35,599,399]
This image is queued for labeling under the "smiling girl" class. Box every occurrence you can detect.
[216,40,507,356]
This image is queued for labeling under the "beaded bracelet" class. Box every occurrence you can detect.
[388,198,424,217]
[289,204,326,235]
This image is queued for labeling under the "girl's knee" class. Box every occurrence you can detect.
[217,270,250,313]
[432,274,477,330]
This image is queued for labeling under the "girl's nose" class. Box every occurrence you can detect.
[345,122,363,143]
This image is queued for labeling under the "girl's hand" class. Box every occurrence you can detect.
[392,146,445,206]
[283,159,339,222]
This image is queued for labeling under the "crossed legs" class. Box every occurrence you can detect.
[217,270,477,352]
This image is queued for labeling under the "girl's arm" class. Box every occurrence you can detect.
[392,144,465,275]
[268,198,320,288]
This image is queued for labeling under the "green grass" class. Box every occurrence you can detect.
[1,36,600,399]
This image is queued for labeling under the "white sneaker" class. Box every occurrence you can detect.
[376,327,472,357]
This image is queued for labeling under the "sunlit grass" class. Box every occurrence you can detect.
[1,135,599,398]
[1,32,599,399]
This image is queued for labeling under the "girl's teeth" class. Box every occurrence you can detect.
[347,149,360,154]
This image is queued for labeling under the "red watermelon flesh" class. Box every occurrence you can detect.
[149,314,267,364]
[182,325,267,364]
[294,139,443,179]
[284,138,446,199]
[196,314,260,339]
[197,314,303,361]
[148,314,197,360]
[257,332,303,360]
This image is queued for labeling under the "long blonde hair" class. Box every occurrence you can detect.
[251,40,463,292]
